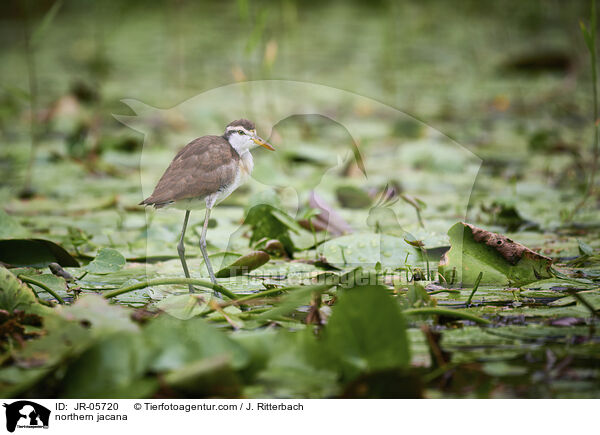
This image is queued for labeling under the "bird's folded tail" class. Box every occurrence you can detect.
[139,197,173,209]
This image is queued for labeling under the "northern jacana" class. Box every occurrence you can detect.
[140,119,275,292]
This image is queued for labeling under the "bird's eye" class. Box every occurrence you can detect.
[238,130,246,135]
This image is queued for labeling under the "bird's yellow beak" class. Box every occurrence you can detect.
[253,136,275,151]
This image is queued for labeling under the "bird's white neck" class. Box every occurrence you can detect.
[239,150,254,176]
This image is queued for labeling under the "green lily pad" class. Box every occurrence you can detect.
[245,330,340,399]
[83,248,126,274]
[336,186,372,209]
[14,313,92,368]
[0,366,53,399]
[322,285,410,380]
[58,295,140,334]
[60,332,156,398]
[156,294,208,320]
[19,273,68,301]
[255,283,334,321]
[143,316,249,371]
[0,267,40,313]
[317,233,422,268]
[578,240,595,256]
[162,355,241,397]
[438,222,554,286]
[0,209,28,239]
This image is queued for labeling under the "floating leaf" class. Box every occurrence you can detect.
[238,329,340,399]
[438,222,554,286]
[578,240,595,256]
[255,283,334,321]
[156,294,208,320]
[317,233,421,268]
[0,209,28,239]
[13,313,92,369]
[0,239,79,268]
[60,332,156,398]
[322,286,410,380]
[0,267,40,313]
[143,316,249,371]
[83,248,126,274]
[18,273,68,301]
[162,355,241,397]
[336,186,372,209]
[58,295,139,335]
[341,368,422,398]
[0,308,43,353]
[481,199,538,232]
[0,367,52,399]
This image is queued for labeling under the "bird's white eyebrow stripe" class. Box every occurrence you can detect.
[226,126,253,135]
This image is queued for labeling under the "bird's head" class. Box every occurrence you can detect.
[224,119,274,153]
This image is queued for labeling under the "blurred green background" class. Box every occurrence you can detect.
[1,0,596,223]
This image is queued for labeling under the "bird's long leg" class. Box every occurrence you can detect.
[177,210,195,293]
[199,206,219,292]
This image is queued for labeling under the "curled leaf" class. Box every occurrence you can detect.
[438,222,553,286]
[215,251,270,278]
[0,239,79,268]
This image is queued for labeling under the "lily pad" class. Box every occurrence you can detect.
[83,248,126,274]
[245,329,340,398]
[336,186,372,209]
[58,295,140,334]
[143,316,249,371]
[0,267,41,313]
[255,283,334,321]
[317,233,422,268]
[322,285,410,380]
[60,332,155,398]
[156,294,208,320]
[18,273,68,301]
[162,355,241,397]
[438,222,554,286]
[0,209,28,239]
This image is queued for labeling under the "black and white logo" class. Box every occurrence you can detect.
[3,401,50,433]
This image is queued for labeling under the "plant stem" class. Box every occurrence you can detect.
[403,307,491,325]
[203,283,334,318]
[18,275,65,304]
[102,278,238,300]
[466,272,484,306]
[223,286,286,306]
[428,289,460,295]
[571,0,598,219]
[22,8,38,195]
[587,0,599,201]
[198,287,286,318]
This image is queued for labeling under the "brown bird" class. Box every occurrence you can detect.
[140,119,274,292]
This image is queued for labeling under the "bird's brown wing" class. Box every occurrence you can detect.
[140,135,240,208]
